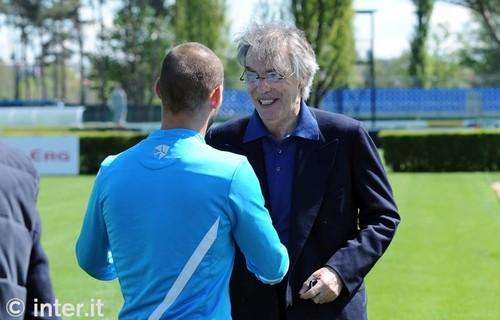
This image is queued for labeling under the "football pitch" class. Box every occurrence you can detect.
[38,173,500,319]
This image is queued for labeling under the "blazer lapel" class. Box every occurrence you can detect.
[241,140,271,209]
[289,136,339,269]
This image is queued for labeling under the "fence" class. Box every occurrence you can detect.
[1,88,499,123]
[322,88,499,119]
[219,88,500,120]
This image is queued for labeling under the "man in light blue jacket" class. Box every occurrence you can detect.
[75,42,289,320]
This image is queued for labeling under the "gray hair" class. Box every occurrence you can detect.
[236,23,319,100]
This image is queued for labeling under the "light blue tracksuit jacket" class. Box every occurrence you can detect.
[75,129,289,319]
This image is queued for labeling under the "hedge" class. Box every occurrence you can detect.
[4,128,500,173]
[379,129,500,172]
[79,132,147,173]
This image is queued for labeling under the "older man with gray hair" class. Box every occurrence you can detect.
[207,23,400,319]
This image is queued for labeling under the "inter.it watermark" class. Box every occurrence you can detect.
[6,298,105,318]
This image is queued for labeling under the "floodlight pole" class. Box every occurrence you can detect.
[355,10,376,129]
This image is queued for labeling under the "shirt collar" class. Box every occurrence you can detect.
[243,110,269,142]
[243,100,320,143]
[149,128,205,143]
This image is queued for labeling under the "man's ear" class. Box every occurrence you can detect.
[209,84,223,110]
[155,78,161,98]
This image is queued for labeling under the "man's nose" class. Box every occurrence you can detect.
[256,78,272,92]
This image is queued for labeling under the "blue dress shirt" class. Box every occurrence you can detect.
[243,102,320,247]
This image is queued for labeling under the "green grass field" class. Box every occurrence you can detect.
[38,173,500,319]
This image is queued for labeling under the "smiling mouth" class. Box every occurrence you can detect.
[258,98,279,107]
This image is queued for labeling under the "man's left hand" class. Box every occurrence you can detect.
[298,267,343,304]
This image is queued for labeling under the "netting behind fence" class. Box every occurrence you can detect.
[220,88,500,119]
[1,88,499,122]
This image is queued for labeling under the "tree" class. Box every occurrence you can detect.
[0,0,44,99]
[0,0,87,101]
[441,0,499,85]
[42,0,82,100]
[67,1,91,105]
[291,0,355,107]
[373,54,412,88]
[172,0,239,87]
[456,14,500,85]
[89,0,230,108]
[440,0,499,45]
[427,23,474,87]
[96,0,173,108]
[409,0,434,88]
[173,0,226,53]
[375,22,482,89]
[92,0,109,105]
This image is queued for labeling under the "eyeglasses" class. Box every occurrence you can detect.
[239,70,294,85]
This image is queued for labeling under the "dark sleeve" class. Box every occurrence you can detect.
[326,123,400,295]
[25,216,59,320]
[25,175,59,320]
[205,126,215,146]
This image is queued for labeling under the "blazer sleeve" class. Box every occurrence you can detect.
[25,211,59,320]
[326,123,400,295]
[205,126,217,148]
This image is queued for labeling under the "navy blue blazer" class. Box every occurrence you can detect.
[206,108,400,320]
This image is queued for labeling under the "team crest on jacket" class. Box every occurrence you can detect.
[154,144,169,159]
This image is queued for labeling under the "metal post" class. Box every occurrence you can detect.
[369,13,376,129]
[355,10,376,127]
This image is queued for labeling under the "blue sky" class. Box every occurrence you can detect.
[0,0,472,63]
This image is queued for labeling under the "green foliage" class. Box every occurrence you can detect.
[224,56,245,90]
[374,22,487,88]
[173,0,226,53]
[427,23,475,87]
[380,129,500,171]
[290,0,355,107]
[79,133,146,174]
[95,1,173,108]
[0,62,11,99]
[373,54,412,88]
[0,0,87,102]
[87,54,117,104]
[440,0,499,45]
[0,0,42,25]
[172,0,240,88]
[456,12,500,85]
[0,0,44,99]
[409,0,434,88]
[88,0,231,106]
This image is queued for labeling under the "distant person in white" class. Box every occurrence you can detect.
[109,84,127,127]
